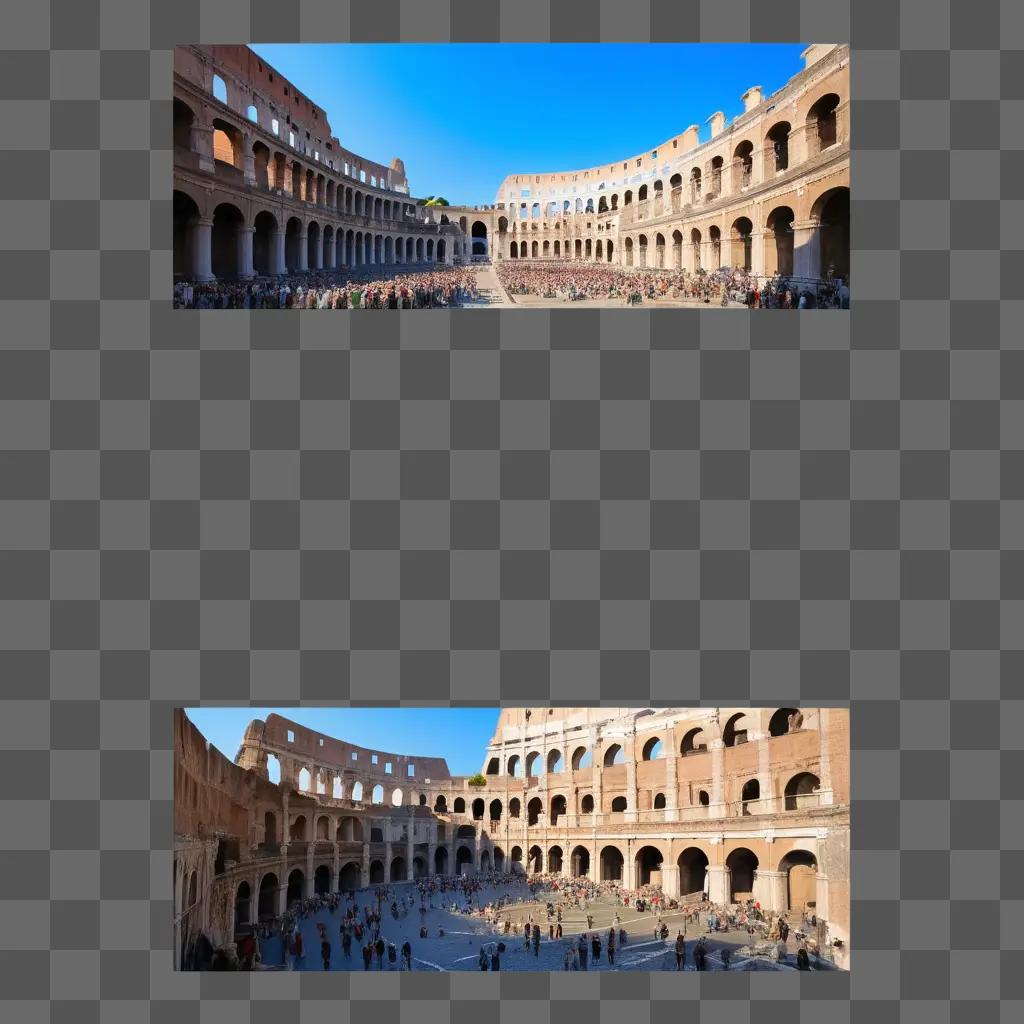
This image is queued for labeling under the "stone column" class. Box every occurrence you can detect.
[815,873,830,921]
[754,869,787,913]
[406,814,414,881]
[192,219,214,282]
[792,220,821,282]
[297,229,308,272]
[818,709,834,805]
[710,737,726,818]
[192,121,215,173]
[749,230,765,279]
[243,135,256,186]
[707,865,728,905]
[272,229,286,276]
[664,730,679,822]
[324,231,335,270]
[278,881,288,916]
[361,842,370,887]
[237,226,255,280]
[754,729,773,814]
[332,842,340,892]
[624,737,638,824]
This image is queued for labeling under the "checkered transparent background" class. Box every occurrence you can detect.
[1,0,1023,1019]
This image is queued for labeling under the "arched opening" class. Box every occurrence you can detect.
[253,210,275,274]
[726,848,758,901]
[266,754,280,785]
[211,118,242,171]
[808,93,840,153]
[654,233,666,268]
[603,744,624,767]
[624,190,633,206]
[471,220,487,256]
[766,121,791,172]
[314,864,331,895]
[641,737,662,761]
[653,792,666,809]
[257,873,278,919]
[606,240,614,262]
[547,750,563,774]
[285,217,303,273]
[723,713,748,747]
[543,239,550,256]
[419,794,426,806]
[315,815,330,840]
[389,857,406,882]
[289,815,307,842]
[369,860,384,884]
[574,238,582,260]
[554,239,560,257]
[286,868,305,906]
[172,190,201,280]
[493,847,504,871]
[638,234,648,267]
[548,846,563,874]
[610,796,627,814]
[734,140,754,189]
[814,187,850,281]
[434,847,448,875]
[580,794,594,814]
[510,846,523,871]
[339,861,360,892]
[766,206,795,276]
[638,184,648,203]
[453,797,466,815]
[486,757,500,775]
[710,156,724,197]
[769,708,801,737]
[785,772,821,810]
[234,880,250,931]
[457,824,475,840]
[779,850,818,912]
[173,98,195,152]
[600,846,624,882]
[371,784,384,805]
[550,794,567,826]
[211,202,244,279]
[434,795,447,813]
[211,74,228,105]
[472,798,485,821]
[252,140,270,189]
[671,229,684,270]
[571,846,590,877]
[528,845,543,874]
[525,752,541,777]
[370,827,383,844]
[635,845,664,886]
[322,224,334,269]
[709,225,722,268]
[677,848,709,897]
[489,798,502,821]
[624,237,634,266]
[336,816,360,842]
[531,240,539,258]
[740,778,760,815]
[698,790,710,806]
[456,846,473,875]
[598,196,609,213]
[681,727,706,755]
[498,216,508,233]
[436,239,446,262]
[730,217,753,272]
[351,781,364,802]
[509,798,521,819]
[527,797,543,827]
[571,747,591,770]
[509,241,518,259]
[479,849,491,872]
[391,788,403,807]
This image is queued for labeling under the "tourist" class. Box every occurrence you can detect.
[362,943,372,970]
[402,939,413,970]
[289,929,304,971]
[375,936,385,969]
[675,932,686,970]
[591,934,601,964]
[321,938,331,970]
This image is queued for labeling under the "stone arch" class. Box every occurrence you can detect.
[638,184,648,202]
[389,857,406,882]
[486,757,500,775]
[433,795,447,813]
[723,713,749,747]
[252,210,277,276]
[350,780,363,802]
[654,233,666,268]
[600,845,624,881]
[492,847,504,871]
[580,793,594,814]
[211,74,228,105]
[765,206,795,276]
[525,751,541,777]
[371,784,384,805]
[730,217,753,271]
[289,814,307,842]
[453,796,465,814]
[508,797,521,819]
[641,737,662,760]
[471,220,488,256]
[456,846,473,874]
[252,139,271,189]
[528,845,543,873]
[571,845,590,877]
[653,792,666,809]
[211,201,244,279]
[784,772,821,810]
[531,240,539,258]
[527,797,543,826]
[235,880,251,930]
[681,727,707,755]
[286,867,305,906]
[337,816,362,842]
[489,798,502,821]
[769,708,801,737]
[172,189,203,280]
[509,240,518,259]
[369,860,385,884]
[610,795,627,813]
[624,236,634,266]
[603,743,624,767]
[635,844,664,886]
[472,798,485,820]
[257,872,278,919]
[314,864,331,894]
[315,814,331,840]
[548,845,564,873]
[740,778,760,814]
[778,849,818,911]
[547,749,563,774]
[734,139,755,188]
[765,120,791,172]
[339,861,360,891]
[211,117,243,170]
[725,847,758,900]
[391,788,403,806]
[173,97,196,151]
[571,746,591,770]
[285,216,303,273]
[479,849,491,872]
[510,845,523,870]
[811,186,850,281]
[638,234,648,267]
[805,93,841,154]
[677,847,709,897]
[434,846,448,874]
[550,794,567,825]
[263,810,277,846]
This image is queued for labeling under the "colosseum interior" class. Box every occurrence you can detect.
[175,706,850,969]
[173,43,848,286]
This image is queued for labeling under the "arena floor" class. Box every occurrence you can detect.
[254,881,838,972]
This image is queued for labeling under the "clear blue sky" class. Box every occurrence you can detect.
[250,43,808,205]
[185,707,500,778]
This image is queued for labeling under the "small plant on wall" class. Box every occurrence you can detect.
[467,774,487,787]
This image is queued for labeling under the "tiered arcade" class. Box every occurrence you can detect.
[174,706,849,968]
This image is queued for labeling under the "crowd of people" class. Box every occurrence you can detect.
[496,261,850,309]
[173,267,480,309]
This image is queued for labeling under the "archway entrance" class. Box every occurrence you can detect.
[779,850,818,912]
[434,847,448,875]
[548,846,563,874]
[314,865,331,895]
[730,217,753,271]
[471,220,488,256]
[528,845,543,874]
[456,846,473,875]
[172,190,201,280]
[286,868,305,907]
[766,207,795,277]
[339,862,360,892]
[257,873,278,920]
[785,772,821,810]
[211,202,244,279]
[493,848,504,872]
[571,846,590,877]
[726,848,758,901]
[634,846,663,886]
[600,846,624,882]
[677,847,709,897]
[369,860,385,884]
[480,849,491,872]
[413,856,427,879]
[816,187,850,281]
[234,881,250,932]
[510,846,523,874]
[390,857,406,882]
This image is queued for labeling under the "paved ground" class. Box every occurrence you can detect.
[255,882,840,972]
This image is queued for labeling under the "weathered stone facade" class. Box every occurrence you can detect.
[175,706,850,968]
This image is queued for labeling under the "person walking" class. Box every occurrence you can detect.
[375,936,385,970]
[579,935,588,971]
[532,923,541,957]
[402,939,412,971]
[675,932,685,970]
[320,938,331,970]
[591,934,601,964]
[362,943,372,971]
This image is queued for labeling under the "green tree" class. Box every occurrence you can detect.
[467,773,487,787]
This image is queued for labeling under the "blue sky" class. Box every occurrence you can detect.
[250,43,808,205]
[185,707,500,778]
